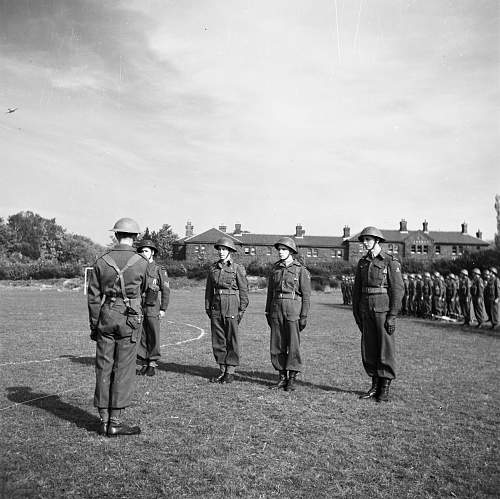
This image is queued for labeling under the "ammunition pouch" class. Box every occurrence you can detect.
[145,285,159,306]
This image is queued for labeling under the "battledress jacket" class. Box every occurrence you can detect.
[205,260,249,317]
[352,251,404,324]
[143,261,170,317]
[265,259,311,320]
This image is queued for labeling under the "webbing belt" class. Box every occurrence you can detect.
[362,287,388,295]
[101,253,142,307]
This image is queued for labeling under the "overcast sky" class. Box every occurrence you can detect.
[1,0,499,245]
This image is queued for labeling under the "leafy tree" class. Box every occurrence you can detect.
[148,224,179,262]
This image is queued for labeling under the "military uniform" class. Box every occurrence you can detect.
[471,271,487,327]
[205,259,249,368]
[87,244,148,414]
[486,269,500,328]
[353,250,404,382]
[422,274,433,318]
[137,261,170,368]
[458,272,472,325]
[265,258,311,374]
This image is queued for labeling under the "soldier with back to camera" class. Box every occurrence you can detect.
[87,218,148,437]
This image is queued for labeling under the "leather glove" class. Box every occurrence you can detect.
[90,326,98,341]
[205,309,212,319]
[299,318,307,331]
[237,311,244,324]
[384,315,396,335]
[265,314,272,328]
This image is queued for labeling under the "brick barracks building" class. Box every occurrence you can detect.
[174,220,489,265]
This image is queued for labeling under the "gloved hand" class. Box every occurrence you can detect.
[90,326,98,341]
[384,315,396,335]
[205,309,212,319]
[237,311,244,324]
[299,317,307,331]
[265,314,272,328]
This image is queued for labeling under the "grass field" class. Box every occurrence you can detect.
[0,285,498,498]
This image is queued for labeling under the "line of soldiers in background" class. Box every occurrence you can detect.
[341,267,500,329]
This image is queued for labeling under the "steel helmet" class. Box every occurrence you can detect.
[136,239,158,253]
[214,237,238,252]
[460,269,469,276]
[433,271,440,277]
[274,236,298,254]
[490,267,498,275]
[472,268,481,275]
[358,226,385,242]
[110,217,141,234]
[424,272,431,278]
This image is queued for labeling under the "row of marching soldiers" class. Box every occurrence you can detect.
[401,267,500,329]
[341,268,500,329]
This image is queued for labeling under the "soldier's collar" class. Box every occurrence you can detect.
[217,259,232,268]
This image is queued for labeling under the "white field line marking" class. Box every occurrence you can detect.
[0,321,205,366]
[0,321,206,411]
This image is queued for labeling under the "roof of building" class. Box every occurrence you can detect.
[349,229,489,246]
[182,228,346,248]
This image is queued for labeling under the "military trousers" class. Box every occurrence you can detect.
[472,298,487,325]
[94,301,140,409]
[137,315,161,362]
[360,306,396,380]
[269,299,302,372]
[459,298,472,324]
[432,297,443,316]
[489,299,499,326]
[211,315,240,366]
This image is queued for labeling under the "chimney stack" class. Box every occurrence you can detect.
[461,222,468,234]
[343,225,351,239]
[476,229,482,240]
[422,220,429,233]
[219,224,227,233]
[234,223,242,236]
[399,219,408,233]
[185,221,194,238]
[295,223,304,238]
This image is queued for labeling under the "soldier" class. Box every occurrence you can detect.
[422,272,433,318]
[205,237,249,383]
[486,267,500,329]
[458,269,472,326]
[431,271,445,318]
[408,274,416,316]
[414,274,423,317]
[352,227,404,403]
[470,268,487,328]
[265,237,311,391]
[87,218,148,437]
[340,276,347,305]
[483,269,492,324]
[401,274,409,315]
[446,274,459,319]
[135,239,170,377]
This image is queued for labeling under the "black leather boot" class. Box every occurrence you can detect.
[376,378,392,402]
[209,371,225,383]
[285,371,297,391]
[269,370,288,389]
[359,376,379,399]
[107,423,141,437]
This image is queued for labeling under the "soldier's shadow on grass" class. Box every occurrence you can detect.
[156,362,362,395]
[5,386,100,434]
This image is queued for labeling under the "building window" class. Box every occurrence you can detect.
[458,245,463,255]
[267,247,272,255]
[312,248,318,258]
[411,244,416,254]
[337,249,342,258]
[194,246,199,253]
[306,248,312,257]
[423,245,428,255]
[244,247,250,255]
[452,246,457,256]
[417,245,422,255]
[388,244,398,254]
[435,245,441,255]
[250,247,256,256]
[393,245,398,254]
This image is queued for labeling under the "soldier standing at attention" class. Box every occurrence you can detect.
[486,267,500,330]
[205,237,249,383]
[458,269,472,326]
[352,227,404,403]
[135,239,170,377]
[483,269,492,324]
[422,272,433,319]
[87,218,148,437]
[471,268,487,328]
[414,274,423,317]
[401,274,409,315]
[265,237,311,392]
[431,271,444,318]
[408,274,416,316]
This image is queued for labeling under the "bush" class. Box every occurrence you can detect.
[164,261,187,278]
